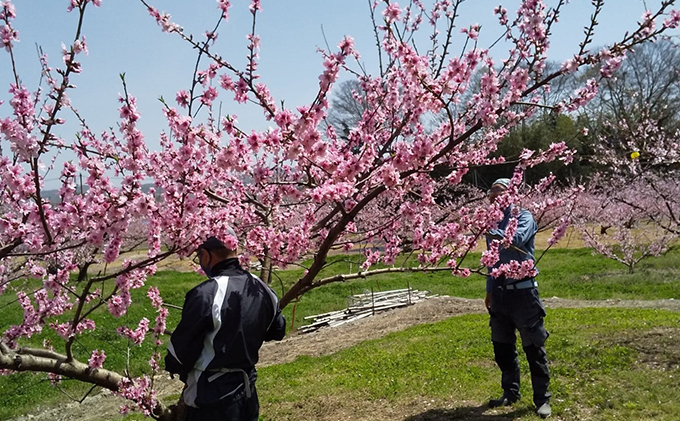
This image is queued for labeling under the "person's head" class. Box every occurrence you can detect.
[487,178,510,203]
[193,229,238,277]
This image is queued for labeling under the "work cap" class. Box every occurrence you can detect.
[197,226,238,251]
[490,178,511,189]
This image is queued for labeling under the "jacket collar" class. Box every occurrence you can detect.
[210,257,241,276]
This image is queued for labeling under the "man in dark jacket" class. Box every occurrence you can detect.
[165,232,286,421]
[484,178,551,419]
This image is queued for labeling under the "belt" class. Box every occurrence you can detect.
[207,368,253,398]
[496,279,537,290]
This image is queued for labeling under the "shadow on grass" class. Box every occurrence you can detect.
[404,404,534,421]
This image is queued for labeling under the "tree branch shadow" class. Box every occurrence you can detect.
[404,403,534,421]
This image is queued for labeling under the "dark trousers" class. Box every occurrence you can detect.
[185,387,259,421]
[489,286,551,406]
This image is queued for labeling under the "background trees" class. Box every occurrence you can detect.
[588,40,680,132]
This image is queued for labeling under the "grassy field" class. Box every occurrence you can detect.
[257,307,680,420]
[0,246,679,420]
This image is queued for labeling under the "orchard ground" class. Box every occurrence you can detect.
[7,231,680,421]
[13,297,680,421]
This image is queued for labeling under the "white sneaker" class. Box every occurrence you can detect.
[536,402,551,418]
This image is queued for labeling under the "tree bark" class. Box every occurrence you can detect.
[0,344,180,420]
[0,346,122,390]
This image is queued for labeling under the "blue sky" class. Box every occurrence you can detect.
[0,0,669,187]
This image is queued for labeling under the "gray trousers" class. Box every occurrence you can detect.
[489,286,551,406]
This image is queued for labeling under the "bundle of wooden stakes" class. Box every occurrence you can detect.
[298,288,435,334]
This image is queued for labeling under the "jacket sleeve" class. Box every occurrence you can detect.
[265,310,286,341]
[263,286,286,341]
[511,209,538,248]
[165,287,213,381]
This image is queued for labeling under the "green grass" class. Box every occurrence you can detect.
[1,247,679,419]
[257,307,680,420]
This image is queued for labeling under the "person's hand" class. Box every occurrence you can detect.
[485,292,491,310]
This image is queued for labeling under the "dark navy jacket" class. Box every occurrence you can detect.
[165,258,286,408]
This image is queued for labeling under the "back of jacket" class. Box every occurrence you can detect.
[165,258,286,407]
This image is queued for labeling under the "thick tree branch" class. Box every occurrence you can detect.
[0,345,122,391]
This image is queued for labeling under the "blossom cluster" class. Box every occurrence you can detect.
[117,318,150,346]
[117,375,158,417]
[88,349,106,369]
[573,178,679,272]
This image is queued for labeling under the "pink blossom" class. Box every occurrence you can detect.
[548,217,569,247]
[1,1,17,20]
[221,115,237,135]
[118,95,140,123]
[663,9,680,28]
[246,33,260,51]
[117,376,157,416]
[383,3,401,23]
[1,23,19,51]
[48,372,62,386]
[560,56,581,73]
[491,259,538,280]
[50,318,96,339]
[481,241,501,267]
[361,249,382,271]
[108,295,128,317]
[249,0,261,13]
[222,233,238,250]
[379,164,401,188]
[152,307,168,345]
[204,30,218,44]
[639,11,656,38]
[218,0,231,19]
[147,6,180,33]
[494,6,508,25]
[148,352,161,371]
[88,349,106,369]
[219,74,235,91]
[147,286,163,309]
[500,217,519,249]
[117,317,150,346]
[599,49,625,78]
[175,90,190,107]
[234,77,249,103]
[200,86,218,106]
[461,24,480,40]
[73,36,87,55]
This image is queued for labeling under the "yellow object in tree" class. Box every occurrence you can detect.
[630,151,640,160]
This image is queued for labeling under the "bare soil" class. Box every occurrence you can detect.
[14,296,680,421]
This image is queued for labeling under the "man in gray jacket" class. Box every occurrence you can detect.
[165,233,286,421]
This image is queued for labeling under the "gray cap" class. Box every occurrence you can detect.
[197,227,237,251]
[491,178,511,189]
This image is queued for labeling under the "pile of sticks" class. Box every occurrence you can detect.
[298,288,434,334]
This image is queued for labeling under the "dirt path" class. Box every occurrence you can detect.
[14,296,680,421]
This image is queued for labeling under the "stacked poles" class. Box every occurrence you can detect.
[298,288,435,334]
